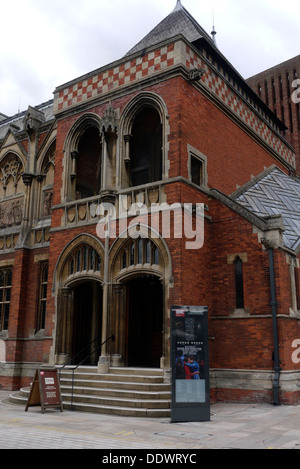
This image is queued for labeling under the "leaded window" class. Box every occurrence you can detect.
[36,262,48,331]
[0,268,12,332]
[121,239,160,270]
[69,245,101,275]
[234,256,244,309]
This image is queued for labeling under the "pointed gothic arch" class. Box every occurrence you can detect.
[52,234,105,365]
[62,113,103,201]
[107,223,173,368]
[118,92,170,188]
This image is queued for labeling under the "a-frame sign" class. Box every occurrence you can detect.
[25,368,63,414]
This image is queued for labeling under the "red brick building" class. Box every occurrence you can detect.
[247,55,300,174]
[0,1,300,409]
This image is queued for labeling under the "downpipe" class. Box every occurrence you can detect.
[268,246,281,405]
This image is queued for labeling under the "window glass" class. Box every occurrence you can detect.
[130,108,162,186]
[0,268,12,332]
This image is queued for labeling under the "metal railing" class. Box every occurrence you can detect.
[58,334,115,409]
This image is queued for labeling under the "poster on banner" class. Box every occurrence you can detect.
[171,305,210,423]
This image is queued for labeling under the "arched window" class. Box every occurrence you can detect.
[0,153,24,200]
[69,245,102,276]
[130,107,162,186]
[234,256,244,309]
[40,141,55,218]
[76,126,102,199]
[120,238,160,271]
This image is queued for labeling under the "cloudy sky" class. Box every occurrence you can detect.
[0,0,299,117]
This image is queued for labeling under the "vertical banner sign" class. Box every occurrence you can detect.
[171,305,210,423]
[25,368,63,414]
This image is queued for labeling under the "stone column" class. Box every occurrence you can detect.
[57,287,72,365]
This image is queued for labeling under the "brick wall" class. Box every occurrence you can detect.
[247,55,300,174]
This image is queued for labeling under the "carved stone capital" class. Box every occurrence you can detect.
[22,173,34,186]
[71,150,79,160]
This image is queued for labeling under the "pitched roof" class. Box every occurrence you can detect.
[0,100,54,140]
[233,167,300,251]
[125,0,215,57]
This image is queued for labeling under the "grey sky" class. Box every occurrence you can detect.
[0,0,299,117]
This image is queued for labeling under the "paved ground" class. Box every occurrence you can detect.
[1,390,300,450]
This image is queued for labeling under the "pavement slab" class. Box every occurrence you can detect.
[1,391,300,451]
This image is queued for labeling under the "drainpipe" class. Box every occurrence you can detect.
[267,246,281,405]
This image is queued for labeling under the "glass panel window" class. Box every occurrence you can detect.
[83,246,89,270]
[69,245,101,275]
[77,249,81,272]
[138,239,143,264]
[191,156,203,186]
[130,243,135,266]
[146,241,151,263]
[122,251,127,269]
[0,268,13,332]
[90,249,95,271]
[36,262,48,331]
[130,108,162,187]
[153,246,159,265]
[234,256,244,309]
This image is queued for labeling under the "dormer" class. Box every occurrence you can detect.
[23,106,45,137]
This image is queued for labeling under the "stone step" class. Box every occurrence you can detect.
[63,391,170,409]
[59,377,169,392]
[9,389,170,417]
[108,367,164,376]
[59,370,165,384]
[63,401,170,418]
[9,367,171,418]
[60,384,170,400]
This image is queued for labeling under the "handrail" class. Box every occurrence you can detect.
[58,334,115,409]
[59,336,100,370]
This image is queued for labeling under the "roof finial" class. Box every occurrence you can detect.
[211,8,217,45]
[173,0,183,12]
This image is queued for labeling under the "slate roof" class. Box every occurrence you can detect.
[125,0,215,56]
[0,100,54,140]
[233,167,300,251]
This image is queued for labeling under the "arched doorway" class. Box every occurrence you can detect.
[53,236,105,367]
[71,280,103,365]
[108,227,173,370]
[126,275,163,368]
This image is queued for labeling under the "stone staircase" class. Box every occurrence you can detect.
[9,366,171,418]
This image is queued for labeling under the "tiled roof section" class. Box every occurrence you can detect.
[233,167,300,251]
[0,101,54,140]
[125,1,215,57]
[0,113,8,122]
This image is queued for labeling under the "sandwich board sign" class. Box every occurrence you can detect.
[170,305,210,423]
[25,368,63,414]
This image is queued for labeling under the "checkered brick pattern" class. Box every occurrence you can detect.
[185,45,296,169]
[54,44,176,113]
[53,38,295,169]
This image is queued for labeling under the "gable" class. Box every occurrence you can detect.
[233,167,300,251]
